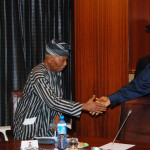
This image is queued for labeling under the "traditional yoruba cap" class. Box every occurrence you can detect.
[46,39,70,56]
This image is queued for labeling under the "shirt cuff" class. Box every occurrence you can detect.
[108,92,121,108]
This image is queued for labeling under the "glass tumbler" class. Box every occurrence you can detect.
[68,138,78,149]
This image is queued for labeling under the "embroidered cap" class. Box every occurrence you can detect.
[46,39,70,56]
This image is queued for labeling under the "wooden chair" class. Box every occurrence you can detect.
[6,90,73,140]
[118,97,150,143]
[0,132,5,142]
[6,90,23,141]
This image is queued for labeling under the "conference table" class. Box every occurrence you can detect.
[0,136,150,150]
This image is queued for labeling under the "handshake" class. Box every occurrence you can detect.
[82,95,111,116]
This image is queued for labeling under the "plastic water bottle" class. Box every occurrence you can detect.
[57,116,67,150]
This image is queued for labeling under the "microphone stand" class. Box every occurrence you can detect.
[111,109,132,150]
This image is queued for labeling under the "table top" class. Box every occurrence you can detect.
[0,136,150,150]
[78,137,150,150]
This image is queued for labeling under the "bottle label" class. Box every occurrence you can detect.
[57,123,67,134]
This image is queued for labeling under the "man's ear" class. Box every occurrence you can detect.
[45,55,53,62]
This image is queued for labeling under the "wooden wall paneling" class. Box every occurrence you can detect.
[72,0,128,139]
[129,0,150,72]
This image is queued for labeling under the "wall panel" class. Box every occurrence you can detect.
[72,0,128,139]
[129,0,150,72]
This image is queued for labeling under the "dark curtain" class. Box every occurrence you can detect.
[0,0,71,126]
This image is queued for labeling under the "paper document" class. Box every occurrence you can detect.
[99,142,135,150]
[22,117,37,125]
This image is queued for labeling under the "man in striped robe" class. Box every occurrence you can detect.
[14,39,106,140]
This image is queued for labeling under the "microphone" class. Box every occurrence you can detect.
[111,109,132,150]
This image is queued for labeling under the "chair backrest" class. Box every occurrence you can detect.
[118,97,150,143]
[10,90,23,131]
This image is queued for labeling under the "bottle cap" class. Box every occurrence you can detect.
[60,116,64,120]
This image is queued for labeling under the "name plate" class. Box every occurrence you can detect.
[20,140,39,150]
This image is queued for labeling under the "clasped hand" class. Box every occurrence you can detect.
[83,95,111,116]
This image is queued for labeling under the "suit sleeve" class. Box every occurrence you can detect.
[108,63,150,107]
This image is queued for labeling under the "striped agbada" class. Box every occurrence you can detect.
[14,63,82,140]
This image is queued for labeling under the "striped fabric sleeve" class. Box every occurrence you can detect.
[33,78,82,118]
